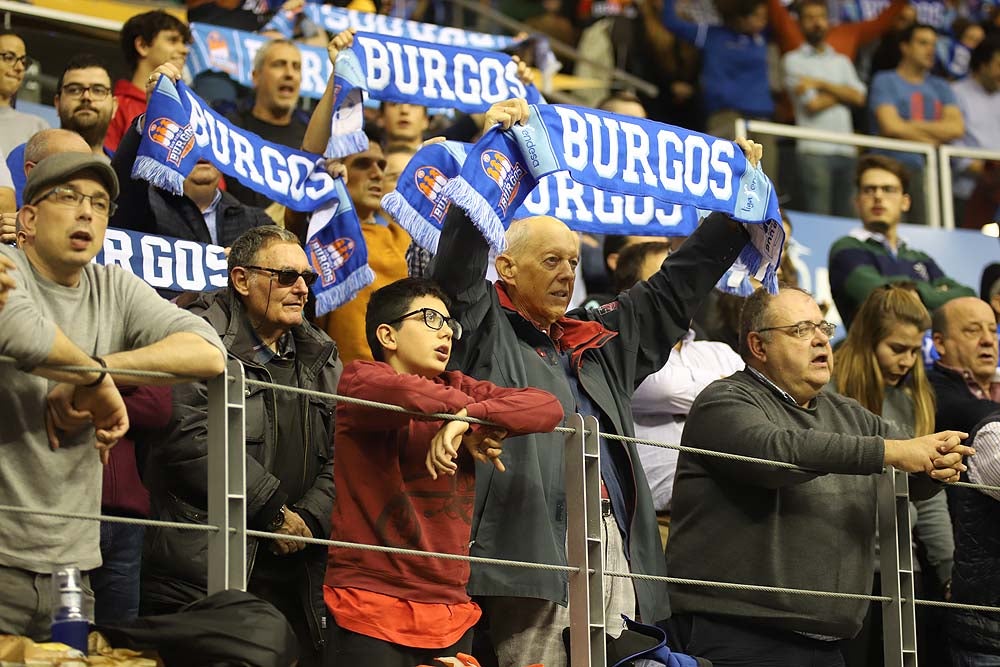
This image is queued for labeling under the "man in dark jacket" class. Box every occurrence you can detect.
[430,101,759,667]
[110,117,272,249]
[142,226,340,667]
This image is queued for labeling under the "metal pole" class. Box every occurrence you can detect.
[565,414,607,667]
[925,148,942,229]
[878,468,919,667]
[939,146,956,230]
[207,359,247,594]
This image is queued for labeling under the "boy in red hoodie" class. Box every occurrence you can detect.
[323,277,564,666]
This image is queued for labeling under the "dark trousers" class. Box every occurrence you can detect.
[92,522,144,625]
[247,572,321,667]
[324,614,473,667]
[669,614,846,667]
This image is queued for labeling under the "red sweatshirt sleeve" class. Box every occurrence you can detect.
[768,0,804,54]
[337,360,480,430]
[453,373,564,436]
[849,0,906,52]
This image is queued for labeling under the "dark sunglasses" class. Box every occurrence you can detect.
[244,265,318,287]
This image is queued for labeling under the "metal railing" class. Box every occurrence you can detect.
[939,144,1000,231]
[735,118,943,229]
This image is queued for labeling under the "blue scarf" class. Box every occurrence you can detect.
[328,32,543,156]
[263,4,515,51]
[382,140,704,254]
[96,228,228,293]
[442,105,783,292]
[188,22,334,100]
[133,77,372,312]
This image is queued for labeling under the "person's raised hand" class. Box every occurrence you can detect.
[734,137,763,170]
[328,28,357,65]
[512,55,534,88]
[145,63,184,102]
[322,158,348,183]
[483,98,530,131]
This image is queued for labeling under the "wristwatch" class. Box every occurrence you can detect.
[267,505,286,532]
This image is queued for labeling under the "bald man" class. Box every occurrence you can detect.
[2,129,92,244]
[928,296,1000,433]
[430,101,758,667]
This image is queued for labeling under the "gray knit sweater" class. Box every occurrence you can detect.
[666,369,891,639]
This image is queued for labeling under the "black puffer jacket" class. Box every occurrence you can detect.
[948,414,1000,654]
[141,289,340,650]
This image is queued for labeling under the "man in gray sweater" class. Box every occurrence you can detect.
[0,152,226,639]
[665,285,972,666]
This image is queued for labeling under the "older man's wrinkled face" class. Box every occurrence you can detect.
[500,217,579,328]
[934,297,998,386]
[753,290,833,405]
[240,241,312,333]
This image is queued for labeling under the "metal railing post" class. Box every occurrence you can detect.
[565,414,606,667]
[878,468,918,667]
[207,359,247,594]
[925,147,942,229]
[940,146,956,230]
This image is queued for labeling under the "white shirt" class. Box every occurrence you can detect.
[970,420,1000,502]
[631,332,745,511]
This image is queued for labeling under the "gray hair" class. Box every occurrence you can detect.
[738,284,812,359]
[253,38,298,74]
[24,129,88,167]
[228,225,300,285]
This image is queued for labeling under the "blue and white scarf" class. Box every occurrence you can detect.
[263,4,515,51]
[188,22,335,100]
[328,32,543,156]
[96,228,228,293]
[133,77,372,312]
[382,140,703,254]
[441,105,783,292]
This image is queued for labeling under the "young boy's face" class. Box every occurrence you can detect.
[141,29,189,72]
[390,295,459,378]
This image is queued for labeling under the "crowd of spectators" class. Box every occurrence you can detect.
[0,2,998,667]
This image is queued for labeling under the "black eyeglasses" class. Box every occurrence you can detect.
[757,320,837,339]
[60,83,112,100]
[244,265,318,287]
[388,308,463,340]
[0,51,34,69]
[35,186,116,217]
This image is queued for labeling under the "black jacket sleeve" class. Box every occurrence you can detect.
[109,118,156,234]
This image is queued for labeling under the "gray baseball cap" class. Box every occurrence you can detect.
[23,152,119,207]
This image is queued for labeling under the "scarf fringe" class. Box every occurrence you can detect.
[326,132,370,160]
[313,264,376,317]
[132,156,185,197]
[381,191,441,253]
[441,175,507,253]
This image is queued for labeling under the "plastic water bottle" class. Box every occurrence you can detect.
[50,565,92,653]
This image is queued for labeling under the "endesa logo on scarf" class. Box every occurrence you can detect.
[147,118,195,167]
[480,150,525,216]
[308,236,356,288]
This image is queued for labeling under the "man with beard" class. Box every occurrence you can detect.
[828,154,974,328]
[6,55,117,208]
[781,0,867,218]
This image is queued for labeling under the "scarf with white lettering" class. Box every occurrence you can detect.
[188,23,334,100]
[133,77,372,312]
[328,31,543,156]
[96,228,228,293]
[441,105,784,292]
[263,4,515,51]
[382,140,703,254]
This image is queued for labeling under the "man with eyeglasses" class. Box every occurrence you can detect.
[664,285,973,666]
[0,31,49,156]
[829,153,974,329]
[5,55,118,209]
[0,152,226,639]
[142,225,339,666]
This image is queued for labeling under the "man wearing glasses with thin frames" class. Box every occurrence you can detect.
[0,30,48,156]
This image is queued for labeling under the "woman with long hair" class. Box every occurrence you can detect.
[834,283,953,667]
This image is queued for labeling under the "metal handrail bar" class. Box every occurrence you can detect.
[939,144,1000,231]
[737,119,942,229]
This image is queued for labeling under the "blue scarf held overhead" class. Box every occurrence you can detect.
[188,23,335,101]
[133,77,372,312]
[328,31,543,156]
[440,104,784,293]
[264,3,515,51]
[382,140,704,255]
